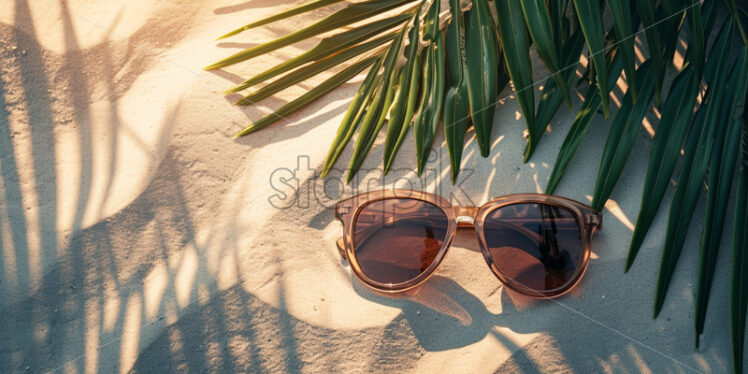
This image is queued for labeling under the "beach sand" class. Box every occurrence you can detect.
[0,0,734,373]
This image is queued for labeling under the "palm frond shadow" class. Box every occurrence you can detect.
[0,1,202,373]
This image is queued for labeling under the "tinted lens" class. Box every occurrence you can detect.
[353,198,449,284]
[483,203,583,293]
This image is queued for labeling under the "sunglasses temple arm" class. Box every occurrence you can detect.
[336,238,347,260]
[586,211,603,232]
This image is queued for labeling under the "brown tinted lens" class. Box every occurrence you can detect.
[483,203,583,293]
[353,198,449,284]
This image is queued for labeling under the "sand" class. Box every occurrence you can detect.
[0,0,735,373]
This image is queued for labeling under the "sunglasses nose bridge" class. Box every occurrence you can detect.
[452,206,478,228]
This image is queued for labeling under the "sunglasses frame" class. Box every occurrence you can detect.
[335,189,602,298]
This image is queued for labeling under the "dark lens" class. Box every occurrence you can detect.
[483,203,582,293]
[353,198,449,284]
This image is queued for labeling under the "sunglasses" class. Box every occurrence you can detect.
[334,190,602,298]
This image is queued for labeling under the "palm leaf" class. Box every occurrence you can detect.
[654,22,738,317]
[635,0,665,105]
[591,61,655,211]
[606,0,637,99]
[573,0,611,118]
[383,14,422,174]
[701,0,720,38]
[347,19,412,181]
[321,58,384,176]
[660,0,689,76]
[725,0,748,43]
[235,33,397,105]
[549,0,572,55]
[533,7,625,156]
[495,0,537,160]
[704,18,737,86]
[464,0,499,157]
[653,99,714,318]
[234,56,380,137]
[731,95,748,374]
[413,0,446,175]
[217,0,347,40]
[225,14,412,93]
[686,1,706,72]
[695,46,748,347]
[444,0,470,183]
[545,54,623,194]
[534,29,586,142]
[205,0,418,70]
[680,0,717,71]
[696,115,742,344]
[626,66,700,271]
[625,0,719,258]
[520,0,572,108]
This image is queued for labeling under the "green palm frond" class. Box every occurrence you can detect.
[412,0,445,175]
[226,14,410,94]
[383,13,422,174]
[626,65,700,271]
[206,1,748,369]
[205,0,419,70]
[464,0,499,157]
[521,0,572,109]
[591,61,655,211]
[732,75,748,374]
[545,53,623,195]
[443,0,470,183]
[573,0,610,118]
[216,0,347,40]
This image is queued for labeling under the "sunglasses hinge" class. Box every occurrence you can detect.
[336,205,351,216]
[585,213,602,230]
